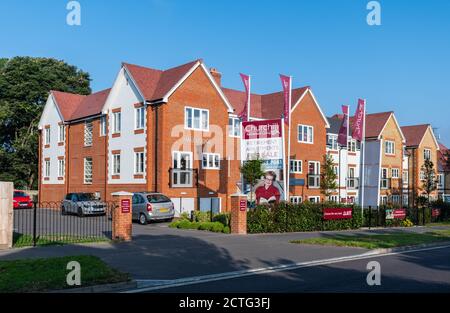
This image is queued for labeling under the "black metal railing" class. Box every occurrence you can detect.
[13,201,115,247]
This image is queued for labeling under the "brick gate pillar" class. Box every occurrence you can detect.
[111,191,133,241]
[230,193,247,235]
[0,182,13,249]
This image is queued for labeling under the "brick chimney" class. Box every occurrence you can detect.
[210,68,222,86]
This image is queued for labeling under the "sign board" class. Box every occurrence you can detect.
[289,178,305,186]
[239,199,247,212]
[323,208,352,220]
[432,208,441,217]
[241,119,284,170]
[121,199,131,214]
[386,209,406,220]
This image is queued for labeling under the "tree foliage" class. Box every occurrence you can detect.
[320,153,338,198]
[421,158,438,204]
[0,57,91,189]
[240,159,264,203]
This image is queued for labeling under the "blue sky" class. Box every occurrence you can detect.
[1,0,449,146]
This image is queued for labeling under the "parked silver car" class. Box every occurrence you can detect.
[62,193,107,217]
[132,192,175,225]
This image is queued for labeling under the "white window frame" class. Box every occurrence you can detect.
[438,174,444,187]
[420,170,425,181]
[202,153,220,170]
[308,161,320,188]
[327,134,338,150]
[45,127,51,145]
[58,125,65,143]
[58,159,65,177]
[308,196,320,203]
[135,106,145,130]
[84,157,93,184]
[348,139,357,152]
[424,149,431,161]
[112,154,121,175]
[44,160,50,178]
[84,120,93,147]
[100,115,107,136]
[391,168,400,179]
[290,196,302,204]
[329,195,339,203]
[403,170,409,183]
[380,195,388,205]
[392,195,401,204]
[185,107,209,131]
[385,140,395,155]
[134,151,145,174]
[172,151,193,188]
[112,111,121,134]
[298,124,314,144]
[228,117,241,137]
[290,159,303,174]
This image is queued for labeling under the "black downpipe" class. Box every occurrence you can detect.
[154,104,159,192]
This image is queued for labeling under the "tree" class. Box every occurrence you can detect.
[0,57,91,189]
[421,159,438,205]
[320,153,338,200]
[240,159,264,205]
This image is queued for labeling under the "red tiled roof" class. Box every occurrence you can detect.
[70,88,111,121]
[342,111,392,139]
[51,88,111,121]
[222,86,309,119]
[123,60,200,101]
[401,124,429,147]
[51,91,85,121]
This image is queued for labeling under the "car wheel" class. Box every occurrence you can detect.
[78,207,84,217]
[61,206,66,216]
[139,213,148,225]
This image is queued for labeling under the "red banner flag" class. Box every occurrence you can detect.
[238,73,250,122]
[279,74,291,125]
[337,105,349,146]
[352,99,365,141]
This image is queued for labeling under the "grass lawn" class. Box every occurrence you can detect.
[426,221,450,226]
[290,230,450,249]
[13,233,110,248]
[0,255,130,293]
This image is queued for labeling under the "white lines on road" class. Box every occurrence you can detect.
[124,244,450,293]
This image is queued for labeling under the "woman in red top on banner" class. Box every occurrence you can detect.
[255,171,281,205]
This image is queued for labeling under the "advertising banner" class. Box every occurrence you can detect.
[241,119,284,170]
[386,209,406,220]
[323,208,353,220]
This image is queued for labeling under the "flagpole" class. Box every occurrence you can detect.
[247,76,251,120]
[346,105,350,204]
[286,76,292,202]
[360,100,366,217]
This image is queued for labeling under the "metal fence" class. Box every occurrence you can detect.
[362,204,450,228]
[13,201,115,247]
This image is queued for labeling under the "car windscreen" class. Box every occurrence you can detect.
[147,194,171,203]
[14,191,27,197]
[77,193,96,201]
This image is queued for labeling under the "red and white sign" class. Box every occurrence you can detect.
[352,99,365,142]
[238,73,250,122]
[241,119,284,170]
[121,199,131,214]
[432,208,441,217]
[240,199,247,212]
[393,209,406,219]
[279,74,291,125]
[323,208,353,220]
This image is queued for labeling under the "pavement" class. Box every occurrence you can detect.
[1,222,449,284]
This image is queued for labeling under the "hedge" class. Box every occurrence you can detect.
[247,202,362,234]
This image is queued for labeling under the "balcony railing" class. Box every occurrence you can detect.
[307,174,320,188]
[380,178,391,190]
[346,177,359,189]
[169,168,198,188]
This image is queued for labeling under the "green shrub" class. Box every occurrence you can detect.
[193,211,210,223]
[210,222,225,233]
[223,226,230,234]
[401,218,414,227]
[168,221,180,228]
[247,202,362,234]
[212,213,231,227]
[180,212,190,221]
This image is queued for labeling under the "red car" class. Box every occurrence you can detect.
[13,190,33,209]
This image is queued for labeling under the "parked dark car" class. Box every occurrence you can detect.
[62,193,106,217]
[132,192,175,225]
[13,190,33,209]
